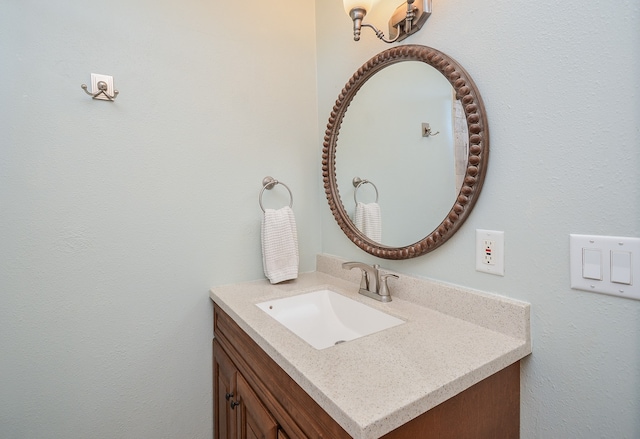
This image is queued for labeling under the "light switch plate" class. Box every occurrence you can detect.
[569,234,640,301]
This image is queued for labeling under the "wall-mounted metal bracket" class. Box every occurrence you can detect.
[389,0,432,42]
[81,73,119,101]
[422,123,440,137]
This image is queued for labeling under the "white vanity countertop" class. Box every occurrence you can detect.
[210,256,531,439]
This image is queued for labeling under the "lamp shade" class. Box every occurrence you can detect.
[343,0,373,15]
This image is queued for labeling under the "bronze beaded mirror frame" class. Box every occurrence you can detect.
[322,45,489,259]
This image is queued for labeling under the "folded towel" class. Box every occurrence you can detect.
[354,202,382,242]
[261,206,299,284]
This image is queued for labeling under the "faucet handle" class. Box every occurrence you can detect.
[357,269,370,291]
[379,273,399,298]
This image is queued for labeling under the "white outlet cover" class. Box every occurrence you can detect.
[476,229,505,276]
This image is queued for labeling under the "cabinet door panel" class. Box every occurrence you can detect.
[214,341,237,439]
[237,373,278,439]
[214,306,349,439]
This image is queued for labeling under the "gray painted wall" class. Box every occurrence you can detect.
[2,0,639,438]
[0,1,319,437]
[317,1,640,437]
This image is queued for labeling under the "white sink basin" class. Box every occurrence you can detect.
[256,289,404,350]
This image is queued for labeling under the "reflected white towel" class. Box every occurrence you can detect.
[354,202,382,242]
[261,206,299,284]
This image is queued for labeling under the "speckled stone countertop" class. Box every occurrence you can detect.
[210,254,531,439]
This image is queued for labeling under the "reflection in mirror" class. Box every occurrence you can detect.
[352,177,382,242]
[322,45,489,259]
[337,61,470,247]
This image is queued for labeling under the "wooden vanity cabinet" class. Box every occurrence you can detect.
[214,340,279,439]
[214,305,349,439]
[213,339,236,439]
[213,304,520,439]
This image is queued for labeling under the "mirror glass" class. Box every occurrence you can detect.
[336,61,469,247]
[323,45,489,259]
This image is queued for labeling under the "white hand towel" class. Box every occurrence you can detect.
[261,206,299,284]
[354,202,382,242]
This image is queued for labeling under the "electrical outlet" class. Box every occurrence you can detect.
[483,239,496,265]
[476,230,504,276]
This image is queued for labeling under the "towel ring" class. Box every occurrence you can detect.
[259,176,293,213]
[352,177,379,204]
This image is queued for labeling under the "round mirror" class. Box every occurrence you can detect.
[322,45,489,259]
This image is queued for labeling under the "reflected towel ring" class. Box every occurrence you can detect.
[259,176,293,213]
[352,177,379,204]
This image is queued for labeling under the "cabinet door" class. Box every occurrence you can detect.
[214,340,237,439]
[236,373,278,439]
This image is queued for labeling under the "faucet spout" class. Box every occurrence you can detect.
[341,261,390,302]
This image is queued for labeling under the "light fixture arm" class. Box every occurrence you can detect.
[348,7,402,43]
[360,22,401,44]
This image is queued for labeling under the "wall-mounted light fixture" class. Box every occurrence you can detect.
[343,0,431,43]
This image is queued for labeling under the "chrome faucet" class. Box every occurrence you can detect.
[342,262,398,302]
